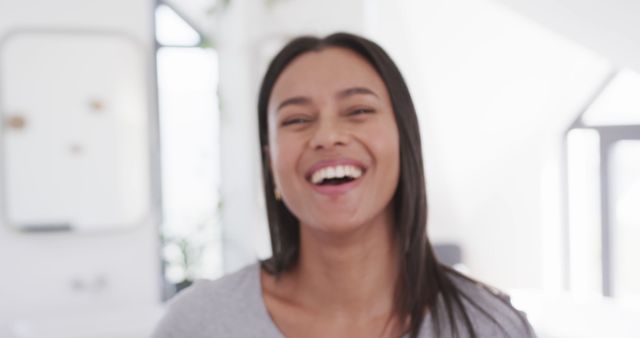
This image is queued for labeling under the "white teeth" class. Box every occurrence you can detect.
[353,167,362,178]
[326,167,336,179]
[311,171,322,184]
[310,165,364,184]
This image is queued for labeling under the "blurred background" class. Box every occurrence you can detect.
[0,0,638,337]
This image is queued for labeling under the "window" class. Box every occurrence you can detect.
[154,3,222,298]
[564,69,640,298]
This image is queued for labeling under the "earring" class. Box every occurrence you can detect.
[274,187,282,201]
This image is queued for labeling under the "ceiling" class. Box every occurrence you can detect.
[165,0,640,72]
[494,0,640,72]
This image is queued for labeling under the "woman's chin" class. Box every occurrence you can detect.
[302,216,370,237]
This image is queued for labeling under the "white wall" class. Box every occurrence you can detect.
[0,0,160,336]
[495,0,640,73]
[366,0,614,290]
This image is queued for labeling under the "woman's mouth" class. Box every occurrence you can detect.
[310,164,363,185]
[306,161,367,196]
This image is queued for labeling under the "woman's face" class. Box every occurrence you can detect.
[267,47,400,234]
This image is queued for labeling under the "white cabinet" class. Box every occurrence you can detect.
[0,30,153,232]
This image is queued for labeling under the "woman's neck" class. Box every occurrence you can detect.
[288,208,399,319]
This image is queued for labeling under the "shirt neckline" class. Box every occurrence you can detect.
[248,262,425,338]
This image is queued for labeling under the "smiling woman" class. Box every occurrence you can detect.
[152,33,536,338]
[266,47,400,241]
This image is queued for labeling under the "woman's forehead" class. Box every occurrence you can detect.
[269,47,388,107]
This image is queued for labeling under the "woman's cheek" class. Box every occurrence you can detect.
[274,136,303,183]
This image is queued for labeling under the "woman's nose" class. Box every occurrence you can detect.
[308,116,349,150]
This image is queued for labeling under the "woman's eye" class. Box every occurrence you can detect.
[281,117,310,126]
[349,108,375,116]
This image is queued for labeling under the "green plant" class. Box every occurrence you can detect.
[161,201,223,289]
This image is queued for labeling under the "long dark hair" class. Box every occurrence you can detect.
[257,32,528,338]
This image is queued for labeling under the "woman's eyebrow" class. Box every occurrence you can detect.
[276,96,312,112]
[276,87,378,113]
[336,86,379,99]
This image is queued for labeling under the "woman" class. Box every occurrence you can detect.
[153,32,535,338]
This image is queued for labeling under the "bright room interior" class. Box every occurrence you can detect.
[0,0,638,337]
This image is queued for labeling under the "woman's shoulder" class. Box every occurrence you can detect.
[152,261,278,338]
[441,269,536,338]
[187,262,259,300]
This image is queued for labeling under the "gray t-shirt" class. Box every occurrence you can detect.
[153,262,535,338]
